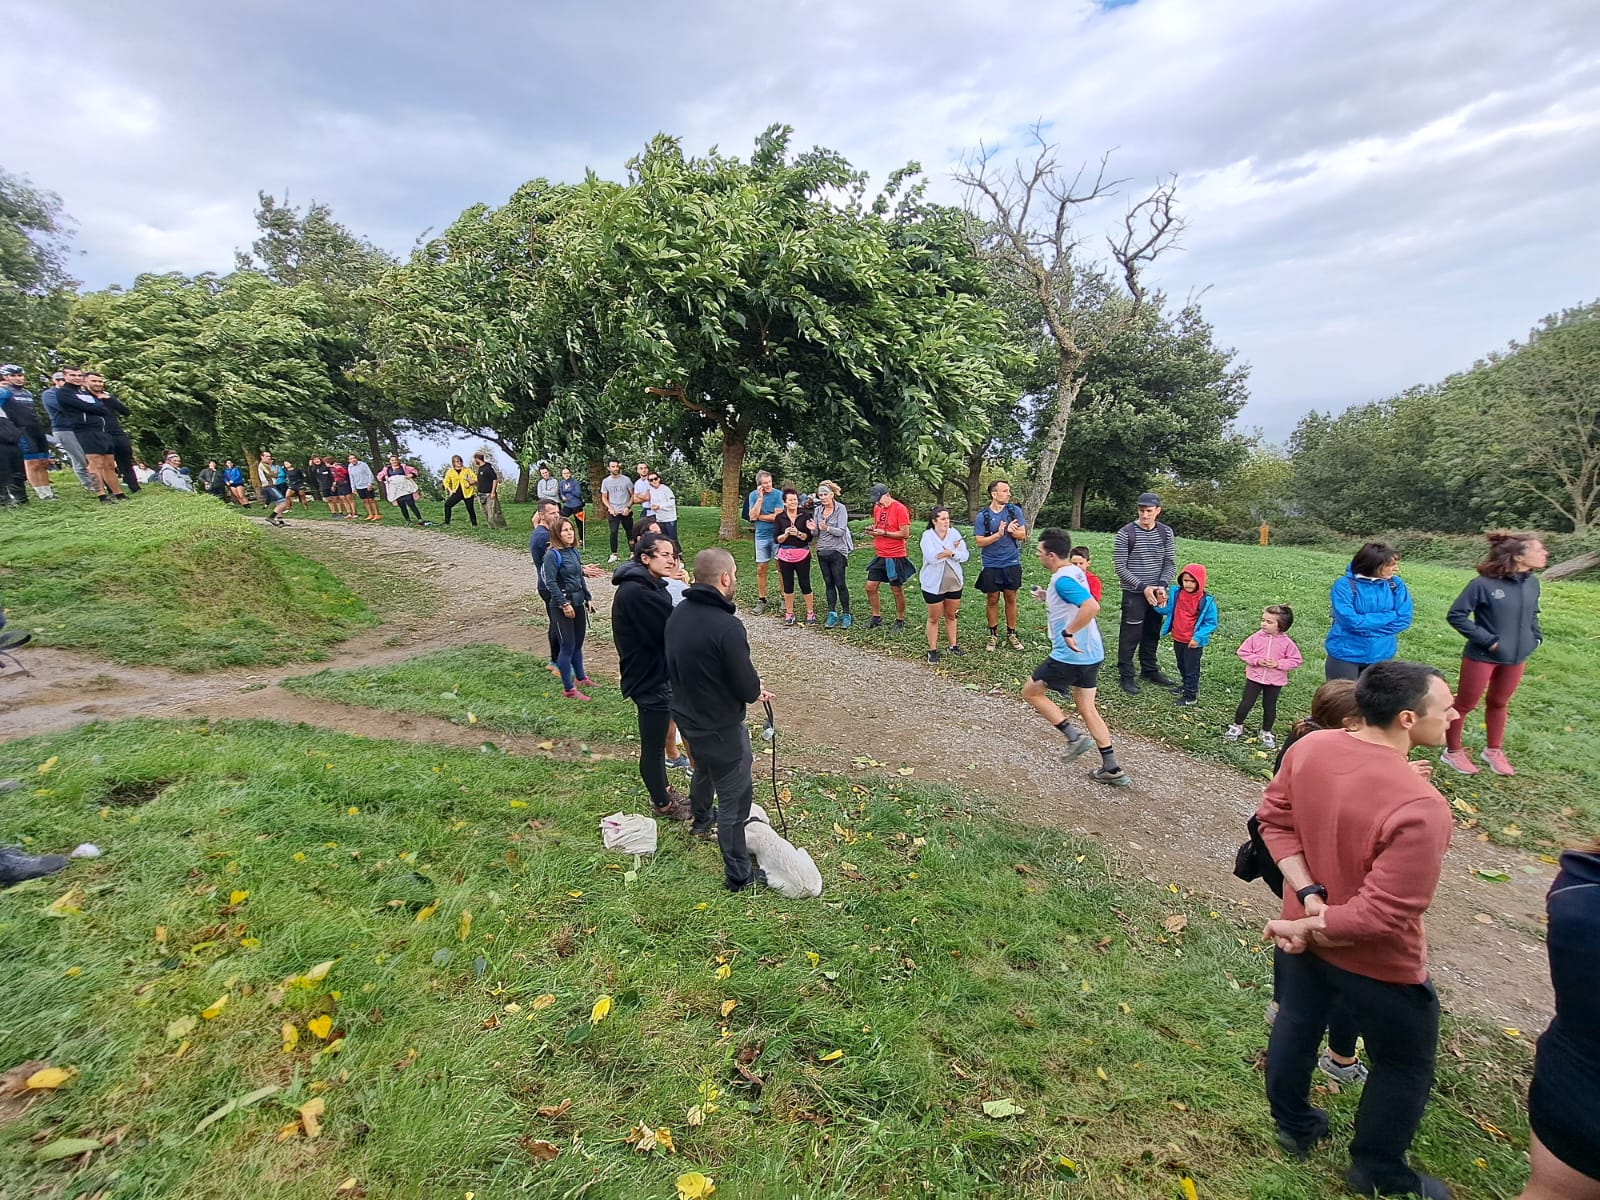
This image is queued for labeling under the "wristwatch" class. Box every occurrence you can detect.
[1295,883,1328,903]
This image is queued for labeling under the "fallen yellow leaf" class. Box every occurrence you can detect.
[25,1066,74,1090]
[530,994,556,1010]
[154,925,167,945]
[457,911,473,942]
[590,995,612,1025]
[1095,1066,1108,1082]
[676,1172,716,1200]
[307,1014,333,1040]
[1181,1177,1199,1200]
[818,1049,844,1062]
[715,964,730,980]
[36,755,58,775]
[201,994,230,1020]
[805,951,820,968]
[45,888,83,916]
[415,900,439,923]
[303,960,335,983]
[720,1000,737,1018]
[281,1023,299,1053]
[229,890,249,905]
[299,1096,325,1138]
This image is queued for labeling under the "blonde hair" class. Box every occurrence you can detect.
[816,479,841,498]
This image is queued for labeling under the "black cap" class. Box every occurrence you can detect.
[870,484,890,504]
[1137,492,1161,507]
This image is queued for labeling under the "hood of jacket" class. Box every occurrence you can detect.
[612,559,666,591]
[681,582,737,614]
[1176,563,1208,592]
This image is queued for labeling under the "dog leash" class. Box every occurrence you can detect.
[761,699,788,838]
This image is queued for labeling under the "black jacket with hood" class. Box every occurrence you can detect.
[611,559,673,705]
[1447,571,1542,665]
[665,583,761,737]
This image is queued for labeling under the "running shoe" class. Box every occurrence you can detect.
[927,650,940,664]
[1481,748,1515,776]
[946,644,963,656]
[1224,724,1244,741]
[1317,1051,1369,1086]
[1088,766,1132,788]
[1260,731,1276,750]
[986,634,999,652]
[840,614,852,628]
[1007,631,1025,651]
[868,615,883,629]
[824,612,838,628]
[664,755,691,770]
[754,598,768,616]
[1061,733,1095,764]
[892,619,905,632]
[805,613,817,625]
[1439,749,1479,775]
[562,688,591,702]
[783,613,796,627]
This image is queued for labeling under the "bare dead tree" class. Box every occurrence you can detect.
[955,125,1184,524]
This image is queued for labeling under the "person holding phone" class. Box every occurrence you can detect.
[1112,491,1176,695]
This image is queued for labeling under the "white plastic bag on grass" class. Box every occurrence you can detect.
[600,813,658,855]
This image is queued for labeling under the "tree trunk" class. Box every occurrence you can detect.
[387,425,403,457]
[362,422,382,466]
[514,462,531,505]
[587,458,605,530]
[962,444,986,521]
[1018,358,1084,526]
[934,478,947,507]
[242,446,261,506]
[718,420,751,540]
[1543,551,1600,582]
[1071,479,1088,530]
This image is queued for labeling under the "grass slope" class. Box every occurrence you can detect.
[0,490,375,671]
[0,721,1530,1199]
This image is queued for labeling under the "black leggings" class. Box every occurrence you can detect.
[443,493,476,525]
[818,552,850,614]
[396,494,422,523]
[1235,680,1282,731]
[636,705,671,808]
[778,556,812,596]
[111,433,140,492]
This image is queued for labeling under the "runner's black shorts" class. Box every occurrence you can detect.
[1032,657,1101,694]
[866,556,912,585]
[356,486,375,500]
[77,429,114,456]
[334,483,352,497]
[976,565,1023,594]
[921,589,963,605]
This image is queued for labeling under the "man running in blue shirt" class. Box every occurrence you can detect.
[1021,528,1131,788]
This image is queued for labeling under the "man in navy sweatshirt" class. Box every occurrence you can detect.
[1112,491,1176,695]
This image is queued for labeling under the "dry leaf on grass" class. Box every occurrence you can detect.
[676,1172,716,1199]
[536,1098,572,1119]
[25,1066,76,1091]
[590,995,612,1025]
[299,1097,325,1139]
[521,1137,560,1162]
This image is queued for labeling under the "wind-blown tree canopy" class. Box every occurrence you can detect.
[0,166,75,369]
[603,126,1011,536]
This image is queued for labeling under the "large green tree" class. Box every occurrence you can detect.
[0,166,75,369]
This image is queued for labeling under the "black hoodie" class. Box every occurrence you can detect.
[665,583,762,737]
[611,559,673,705]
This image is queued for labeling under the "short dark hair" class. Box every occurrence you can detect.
[1350,541,1399,577]
[536,499,559,513]
[1355,660,1445,729]
[1039,528,1073,559]
[1069,546,1090,560]
[926,505,950,529]
[633,531,673,563]
[781,487,798,500]
[987,479,1009,496]
[1265,603,1294,632]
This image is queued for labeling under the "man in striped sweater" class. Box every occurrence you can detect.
[1112,491,1177,695]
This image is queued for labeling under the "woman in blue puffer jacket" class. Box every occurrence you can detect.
[1323,541,1413,680]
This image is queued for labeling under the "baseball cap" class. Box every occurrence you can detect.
[870,484,890,504]
[0,364,22,376]
[1137,491,1161,507]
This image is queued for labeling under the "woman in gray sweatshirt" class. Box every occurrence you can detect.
[1441,532,1546,777]
[811,480,854,628]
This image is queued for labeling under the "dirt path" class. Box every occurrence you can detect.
[0,520,1555,1029]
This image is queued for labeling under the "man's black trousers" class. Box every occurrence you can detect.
[1116,589,1164,681]
[682,723,756,890]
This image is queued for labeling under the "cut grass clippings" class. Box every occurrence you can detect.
[0,720,1532,1199]
[0,488,375,672]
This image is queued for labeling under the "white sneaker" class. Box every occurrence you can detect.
[608,554,617,564]
[1224,724,1244,741]
[1260,731,1276,750]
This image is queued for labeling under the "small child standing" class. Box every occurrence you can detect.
[1153,563,1217,706]
[1227,604,1302,748]
[1069,546,1102,601]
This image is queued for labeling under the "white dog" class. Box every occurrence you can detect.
[745,803,823,899]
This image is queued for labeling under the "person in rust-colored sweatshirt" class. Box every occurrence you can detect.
[1256,660,1458,1200]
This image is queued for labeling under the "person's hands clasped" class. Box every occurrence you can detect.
[562,601,575,617]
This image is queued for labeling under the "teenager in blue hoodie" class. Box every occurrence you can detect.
[1152,562,1218,706]
[1324,542,1413,680]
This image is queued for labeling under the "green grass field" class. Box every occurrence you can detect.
[411,499,1599,849]
[0,489,376,672]
[0,721,1533,1199]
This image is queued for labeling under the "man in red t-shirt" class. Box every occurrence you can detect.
[1256,660,1457,1200]
[864,483,911,630]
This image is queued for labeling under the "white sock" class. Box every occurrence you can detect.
[33,484,53,498]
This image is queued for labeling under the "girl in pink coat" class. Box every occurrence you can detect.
[1226,604,1303,749]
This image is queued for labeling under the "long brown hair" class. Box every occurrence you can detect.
[1477,531,1539,579]
[1287,679,1360,744]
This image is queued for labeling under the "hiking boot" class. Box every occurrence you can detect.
[1007,631,1025,651]
[1088,766,1132,788]
[1439,749,1478,775]
[1343,1165,1451,1199]
[927,650,940,664]
[1480,748,1515,776]
[946,644,963,656]
[986,634,999,652]
[754,598,769,616]
[652,790,692,821]
[892,619,905,632]
[868,615,883,629]
[840,614,852,629]
[1061,733,1096,765]
[0,845,71,885]
[824,612,838,629]
[1143,671,1177,687]
[1225,724,1244,741]
[1318,1051,1369,1086]
[1118,676,1140,696]
[1274,1109,1330,1162]
[1260,731,1277,750]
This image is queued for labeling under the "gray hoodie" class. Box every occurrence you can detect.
[812,501,853,556]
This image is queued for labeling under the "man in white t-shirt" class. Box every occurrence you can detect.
[646,470,678,542]
[600,459,636,563]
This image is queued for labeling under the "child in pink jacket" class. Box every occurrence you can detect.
[1226,604,1302,749]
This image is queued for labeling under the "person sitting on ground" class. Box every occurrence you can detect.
[222,459,246,505]
[1257,660,1458,1200]
[156,454,193,492]
[918,505,968,664]
[612,531,692,820]
[198,459,223,499]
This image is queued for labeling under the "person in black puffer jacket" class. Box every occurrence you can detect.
[612,532,688,819]
[665,547,768,891]
[1441,532,1546,778]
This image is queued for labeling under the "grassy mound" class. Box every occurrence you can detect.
[0,721,1530,1198]
[0,491,375,671]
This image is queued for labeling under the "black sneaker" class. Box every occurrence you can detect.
[1274,1109,1330,1162]
[945,644,963,656]
[1118,677,1140,696]
[113,493,132,501]
[689,822,717,840]
[1088,766,1132,788]
[868,616,883,629]
[927,650,940,664]
[892,619,905,632]
[1143,671,1177,687]
[1342,1165,1449,1199]
[1176,696,1197,707]
[729,868,769,893]
[98,494,116,504]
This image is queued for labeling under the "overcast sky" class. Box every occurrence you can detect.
[10,0,1600,451]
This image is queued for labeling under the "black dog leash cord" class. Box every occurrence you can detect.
[763,700,787,839]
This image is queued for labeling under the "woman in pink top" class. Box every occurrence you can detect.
[1226,604,1302,749]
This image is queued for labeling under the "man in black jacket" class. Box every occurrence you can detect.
[613,532,691,820]
[1,366,52,499]
[665,547,773,891]
[84,373,139,493]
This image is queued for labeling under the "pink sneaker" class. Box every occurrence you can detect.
[576,677,598,688]
[1439,749,1478,775]
[1481,748,1515,776]
[562,688,591,702]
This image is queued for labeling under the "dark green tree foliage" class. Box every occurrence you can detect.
[1047,294,1249,525]
[0,167,76,369]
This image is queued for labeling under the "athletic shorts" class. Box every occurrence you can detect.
[19,435,50,461]
[867,555,912,585]
[753,534,776,564]
[333,483,352,497]
[976,565,1023,594]
[260,486,284,504]
[76,429,114,456]
[1032,657,1101,694]
[922,589,963,605]
[356,486,375,500]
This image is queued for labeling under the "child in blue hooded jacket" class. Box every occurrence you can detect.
[1153,562,1217,706]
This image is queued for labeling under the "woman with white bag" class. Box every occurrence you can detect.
[919,506,969,664]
